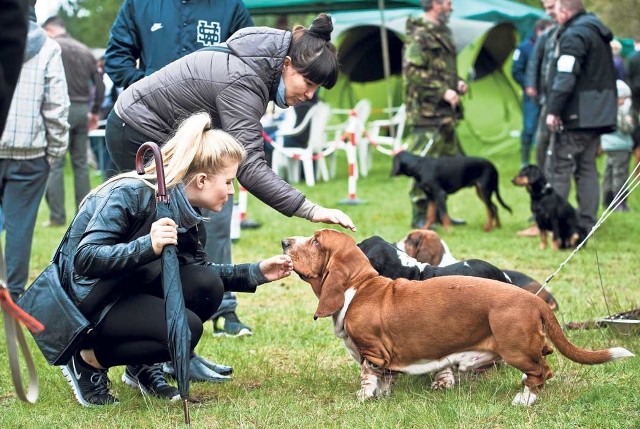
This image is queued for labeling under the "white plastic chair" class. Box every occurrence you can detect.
[365,104,407,168]
[270,102,333,187]
[326,99,372,177]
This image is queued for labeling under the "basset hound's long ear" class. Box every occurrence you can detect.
[313,265,349,319]
[313,231,362,319]
[414,234,445,266]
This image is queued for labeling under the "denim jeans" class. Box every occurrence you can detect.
[0,157,49,297]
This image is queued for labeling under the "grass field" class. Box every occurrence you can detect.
[1,128,639,429]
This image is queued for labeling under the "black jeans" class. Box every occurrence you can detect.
[105,110,151,171]
[82,264,224,368]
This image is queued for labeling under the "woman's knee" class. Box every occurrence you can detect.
[188,310,204,348]
[181,265,224,320]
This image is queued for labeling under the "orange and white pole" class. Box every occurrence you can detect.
[338,110,366,205]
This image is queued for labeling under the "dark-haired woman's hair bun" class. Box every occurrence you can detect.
[308,13,333,42]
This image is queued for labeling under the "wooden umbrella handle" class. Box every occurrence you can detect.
[135,142,167,200]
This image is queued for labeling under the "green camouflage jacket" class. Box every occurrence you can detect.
[403,15,462,127]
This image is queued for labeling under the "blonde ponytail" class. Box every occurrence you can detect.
[85,113,246,200]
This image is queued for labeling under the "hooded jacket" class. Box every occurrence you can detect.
[546,12,617,133]
[115,27,306,217]
[0,21,69,163]
[59,177,267,320]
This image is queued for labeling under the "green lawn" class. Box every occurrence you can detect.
[1,129,638,429]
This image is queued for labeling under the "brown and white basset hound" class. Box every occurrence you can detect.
[281,229,633,405]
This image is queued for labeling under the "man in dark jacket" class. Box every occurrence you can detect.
[104,0,255,346]
[624,41,640,164]
[545,0,617,239]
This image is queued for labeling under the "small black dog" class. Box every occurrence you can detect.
[391,151,512,231]
[512,165,579,250]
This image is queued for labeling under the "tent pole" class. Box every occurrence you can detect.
[378,0,396,132]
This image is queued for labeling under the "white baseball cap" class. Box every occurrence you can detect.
[616,79,631,98]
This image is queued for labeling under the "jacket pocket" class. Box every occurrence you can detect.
[579,89,616,129]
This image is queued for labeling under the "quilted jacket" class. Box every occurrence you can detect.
[115,27,306,217]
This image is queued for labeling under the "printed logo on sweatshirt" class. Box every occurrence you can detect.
[197,20,221,46]
[150,23,163,32]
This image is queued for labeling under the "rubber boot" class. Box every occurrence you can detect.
[410,199,428,229]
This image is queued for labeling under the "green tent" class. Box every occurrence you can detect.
[325,8,523,144]
[244,0,546,145]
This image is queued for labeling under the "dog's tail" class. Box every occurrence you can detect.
[494,186,512,214]
[542,306,634,364]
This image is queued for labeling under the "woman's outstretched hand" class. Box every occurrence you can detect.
[311,207,357,231]
[150,217,178,255]
[260,254,294,281]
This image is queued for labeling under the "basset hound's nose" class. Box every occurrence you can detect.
[282,238,293,251]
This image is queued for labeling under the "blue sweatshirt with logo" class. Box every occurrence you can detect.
[104,0,253,88]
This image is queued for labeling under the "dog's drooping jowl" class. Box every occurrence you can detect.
[282,229,633,405]
[391,151,512,231]
[512,165,580,250]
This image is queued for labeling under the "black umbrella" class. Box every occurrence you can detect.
[135,142,191,425]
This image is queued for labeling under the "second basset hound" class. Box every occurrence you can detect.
[282,229,633,405]
[396,229,559,310]
[357,236,511,283]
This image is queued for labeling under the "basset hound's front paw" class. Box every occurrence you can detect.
[431,368,455,390]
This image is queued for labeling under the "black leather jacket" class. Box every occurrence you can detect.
[58,177,266,316]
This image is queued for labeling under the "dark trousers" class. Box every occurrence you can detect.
[550,130,600,232]
[45,102,91,224]
[83,264,224,368]
[104,109,149,171]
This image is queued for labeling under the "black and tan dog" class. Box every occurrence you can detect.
[360,233,559,310]
[357,236,511,283]
[512,165,579,250]
[396,229,558,310]
[391,151,512,231]
[282,229,634,405]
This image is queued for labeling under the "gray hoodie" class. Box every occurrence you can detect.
[24,21,46,62]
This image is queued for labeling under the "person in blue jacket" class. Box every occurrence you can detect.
[511,18,551,167]
[103,0,255,381]
[104,0,253,89]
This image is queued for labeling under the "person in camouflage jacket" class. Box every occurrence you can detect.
[402,0,467,228]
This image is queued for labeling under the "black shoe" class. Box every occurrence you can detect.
[122,364,180,400]
[410,218,426,229]
[192,354,233,376]
[163,357,232,383]
[213,312,253,337]
[240,219,262,229]
[60,353,118,406]
[448,217,466,226]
